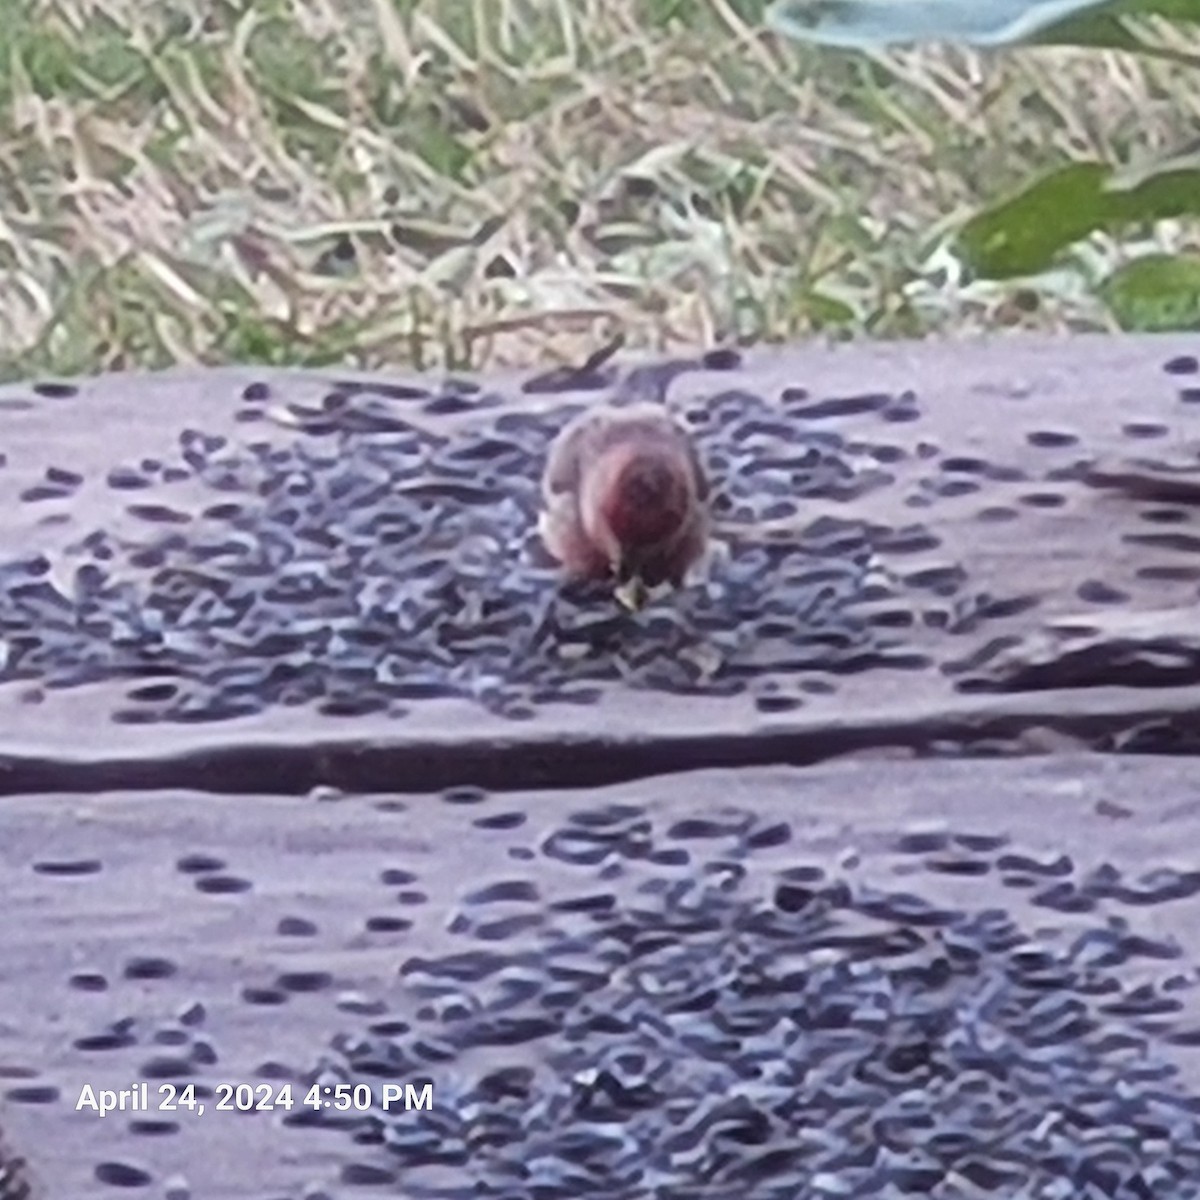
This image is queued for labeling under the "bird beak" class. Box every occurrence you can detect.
[612,555,649,611]
[614,574,649,611]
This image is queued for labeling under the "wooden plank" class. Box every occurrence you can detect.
[3,755,1200,1195]
[0,335,1199,783]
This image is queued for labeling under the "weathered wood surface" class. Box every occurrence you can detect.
[0,334,1198,790]
[3,337,1200,1194]
[4,756,1200,1196]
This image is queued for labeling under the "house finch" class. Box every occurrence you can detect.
[539,402,709,608]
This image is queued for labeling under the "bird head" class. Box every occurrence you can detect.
[588,447,691,601]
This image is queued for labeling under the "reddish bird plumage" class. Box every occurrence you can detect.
[539,402,709,606]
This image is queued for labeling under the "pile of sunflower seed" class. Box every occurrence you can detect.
[0,362,1000,724]
[298,802,1200,1199]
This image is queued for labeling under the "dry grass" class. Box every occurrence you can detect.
[1,0,1198,381]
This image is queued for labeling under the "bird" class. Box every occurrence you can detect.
[538,401,709,610]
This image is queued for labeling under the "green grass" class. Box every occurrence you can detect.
[1,0,1198,381]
